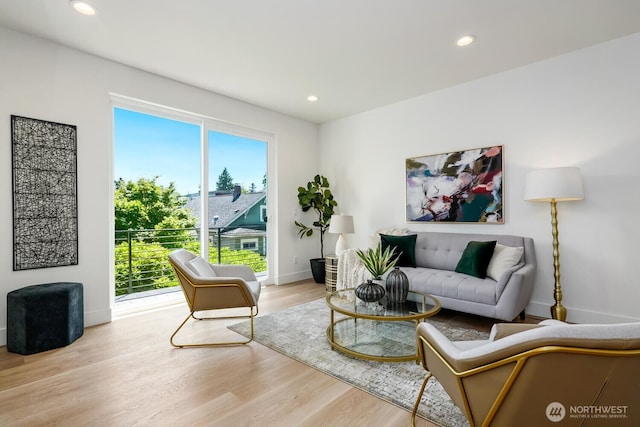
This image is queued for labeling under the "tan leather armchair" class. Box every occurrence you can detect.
[412,319,640,426]
[168,249,261,347]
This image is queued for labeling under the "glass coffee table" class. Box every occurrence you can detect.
[326,288,441,362]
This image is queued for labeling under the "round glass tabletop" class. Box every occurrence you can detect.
[326,288,441,362]
[326,288,440,321]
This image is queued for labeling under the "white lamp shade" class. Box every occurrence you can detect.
[524,167,584,202]
[329,214,354,234]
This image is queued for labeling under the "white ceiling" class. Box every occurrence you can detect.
[1,1,640,123]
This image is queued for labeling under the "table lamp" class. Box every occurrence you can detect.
[329,214,354,255]
[524,167,584,321]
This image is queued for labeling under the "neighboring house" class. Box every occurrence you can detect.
[185,185,267,255]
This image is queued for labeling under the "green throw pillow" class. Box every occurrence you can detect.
[380,234,417,267]
[455,240,497,279]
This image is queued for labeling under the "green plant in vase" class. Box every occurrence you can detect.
[356,243,399,279]
[294,174,338,283]
[355,244,400,302]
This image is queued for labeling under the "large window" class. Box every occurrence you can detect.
[112,99,270,298]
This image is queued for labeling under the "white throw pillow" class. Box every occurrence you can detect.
[487,244,524,281]
[186,256,217,277]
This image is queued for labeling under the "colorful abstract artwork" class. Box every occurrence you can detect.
[11,115,78,270]
[406,146,503,223]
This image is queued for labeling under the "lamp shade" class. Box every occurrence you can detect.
[329,214,354,234]
[524,167,584,202]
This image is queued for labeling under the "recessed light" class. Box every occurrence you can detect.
[70,1,96,16]
[456,35,476,47]
[307,95,319,102]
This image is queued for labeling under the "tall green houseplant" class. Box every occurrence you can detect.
[295,175,337,282]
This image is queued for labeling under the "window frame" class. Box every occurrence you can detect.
[109,93,275,286]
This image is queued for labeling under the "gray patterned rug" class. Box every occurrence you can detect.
[228,298,490,427]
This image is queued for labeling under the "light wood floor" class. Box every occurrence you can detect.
[0,281,523,427]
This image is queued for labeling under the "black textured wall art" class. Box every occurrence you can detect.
[11,115,78,270]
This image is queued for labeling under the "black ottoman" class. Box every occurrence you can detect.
[7,282,84,355]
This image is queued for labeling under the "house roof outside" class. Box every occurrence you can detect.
[221,227,265,238]
[185,189,266,229]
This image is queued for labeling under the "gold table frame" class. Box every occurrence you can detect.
[326,288,441,362]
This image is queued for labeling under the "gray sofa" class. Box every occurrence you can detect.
[397,231,536,321]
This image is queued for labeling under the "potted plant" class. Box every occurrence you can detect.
[354,244,400,302]
[294,174,337,283]
[356,244,399,280]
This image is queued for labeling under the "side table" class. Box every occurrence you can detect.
[325,254,338,293]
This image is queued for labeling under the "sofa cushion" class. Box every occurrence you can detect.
[487,244,524,281]
[414,232,527,271]
[455,241,497,279]
[381,234,417,267]
[186,256,217,277]
[402,267,499,305]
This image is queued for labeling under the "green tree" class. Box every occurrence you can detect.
[113,176,266,296]
[216,167,234,191]
[210,247,267,273]
[114,242,175,295]
[262,173,267,190]
[114,177,196,245]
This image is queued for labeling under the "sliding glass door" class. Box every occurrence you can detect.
[112,100,269,299]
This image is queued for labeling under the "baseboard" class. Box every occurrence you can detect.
[274,270,312,285]
[525,302,554,320]
[86,307,112,327]
[527,301,640,324]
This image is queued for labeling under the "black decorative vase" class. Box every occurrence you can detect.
[355,280,386,303]
[385,267,409,303]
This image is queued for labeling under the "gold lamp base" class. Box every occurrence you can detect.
[550,302,567,322]
[525,168,583,323]
[550,199,567,322]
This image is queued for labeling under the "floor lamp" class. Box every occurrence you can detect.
[524,167,584,321]
[329,214,354,255]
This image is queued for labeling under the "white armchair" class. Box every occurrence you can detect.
[412,320,640,426]
[168,249,261,347]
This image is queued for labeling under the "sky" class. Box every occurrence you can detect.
[113,108,267,195]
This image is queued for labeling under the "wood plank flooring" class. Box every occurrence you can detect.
[0,281,533,427]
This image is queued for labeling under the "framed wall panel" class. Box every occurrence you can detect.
[406,145,503,223]
[11,115,78,270]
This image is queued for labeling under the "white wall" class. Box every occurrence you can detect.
[2,26,637,347]
[320,33,640,324]
[0,27,319,345]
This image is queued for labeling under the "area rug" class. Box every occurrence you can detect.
[228,298,490,427]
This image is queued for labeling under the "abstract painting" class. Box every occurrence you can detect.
[406,146,503,223]
[11,115,78,270]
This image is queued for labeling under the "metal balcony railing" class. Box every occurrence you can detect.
[114,225,267,297]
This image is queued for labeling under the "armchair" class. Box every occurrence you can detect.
[412,320,640,426]
[168,249,261,347]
